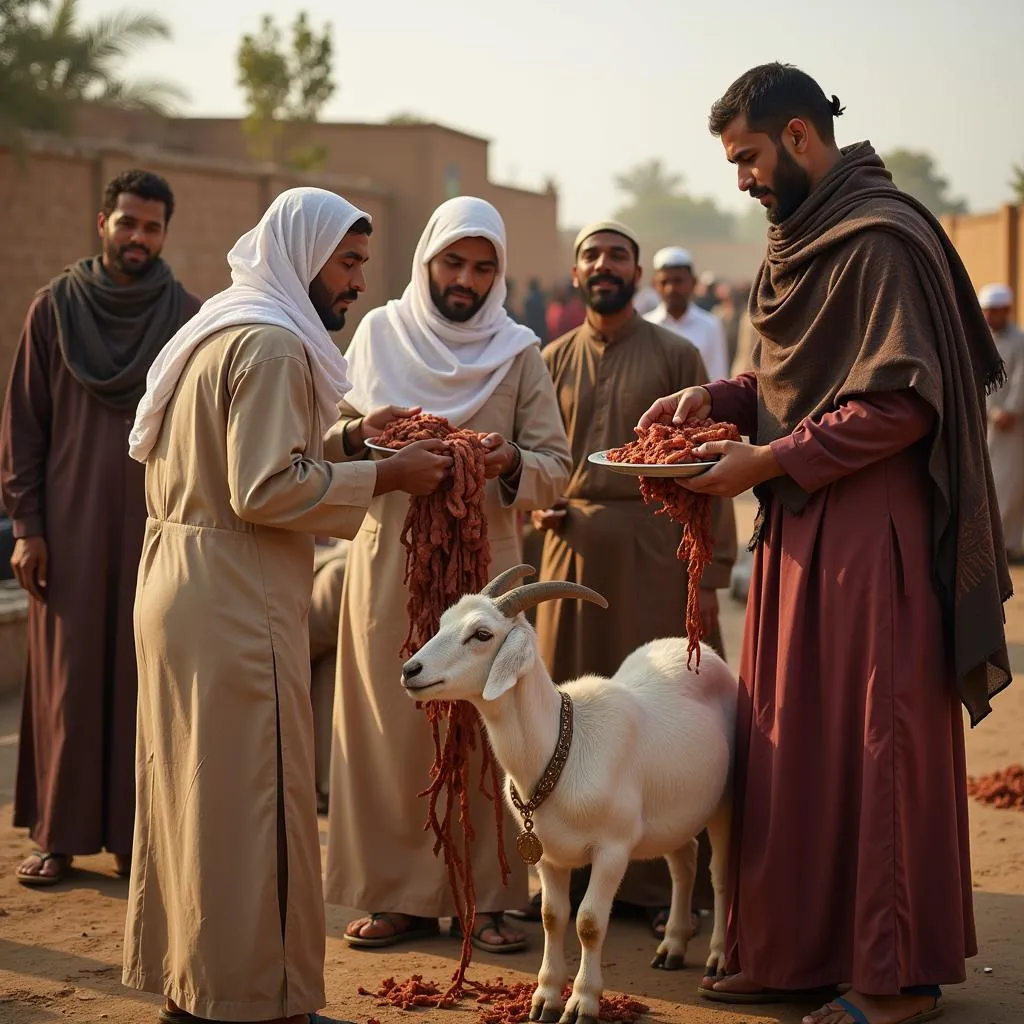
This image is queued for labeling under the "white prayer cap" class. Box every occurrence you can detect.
[979,283,1014,309]
[652,246,694,271]
[574,220,640,256]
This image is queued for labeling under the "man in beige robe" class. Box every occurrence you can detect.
[324,196,572,953]
[122,188,452,1024]
[521,220,737,937]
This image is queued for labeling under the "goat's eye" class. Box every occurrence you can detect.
[473,629,493,642]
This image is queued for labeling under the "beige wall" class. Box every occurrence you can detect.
[0,140,391,388]
[486,184,561,292]
[942,205,1021,317]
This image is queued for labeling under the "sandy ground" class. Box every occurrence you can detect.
[1,495,1023,1024]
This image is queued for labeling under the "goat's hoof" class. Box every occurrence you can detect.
[651,950,686,970]
[538,1011,561,1023]
[558,1014,598,1024]
[704,951,728,977]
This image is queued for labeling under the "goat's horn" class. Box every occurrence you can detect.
[481,564,536,598]
[495,581,609,619]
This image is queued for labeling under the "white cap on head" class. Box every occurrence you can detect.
[652,246,694,272]
[979,283,1014,310]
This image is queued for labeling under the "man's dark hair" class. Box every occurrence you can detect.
[102,169,176,223]
[349,216,373,236]
[708,63,844,144]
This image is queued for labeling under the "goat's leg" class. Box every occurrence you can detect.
[562,845,631,1024]
[651,835,698,970]
[530,861,572,1023]
[704,796,732,978]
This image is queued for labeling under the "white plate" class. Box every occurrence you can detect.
[364,439,401,457]
[587,450,718,478]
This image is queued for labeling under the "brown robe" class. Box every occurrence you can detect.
[0,288,200,856]
[536,314,737,908]
[324,344,572,919]
[708,373,976,993]
[123,325,377,1020]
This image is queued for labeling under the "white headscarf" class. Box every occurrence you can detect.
[128,187,370,462]
[342,196,539,426]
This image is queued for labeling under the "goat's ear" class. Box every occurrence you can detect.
[482,626,535,702]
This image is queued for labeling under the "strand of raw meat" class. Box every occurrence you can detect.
[967,764,1024,809]
[371,413,511,1000]
[605,418,740,669]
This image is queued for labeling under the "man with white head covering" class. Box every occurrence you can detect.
[323,195,571,953]
[123,187,452,1024]
[644,246,731,382]
[980,282,1024,562]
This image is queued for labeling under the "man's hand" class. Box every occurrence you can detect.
[638,386,712,430]
[531,497,569,532]
[374,439,452,496]
[358,405,423,444]
[11,536,48,601]
[480,432,520,479]
[992,409,1017,432]
[678,439,783,498]
[699,588,719,638]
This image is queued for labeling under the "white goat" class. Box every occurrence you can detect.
[401,566,737,1024]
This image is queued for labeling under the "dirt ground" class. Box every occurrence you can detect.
[1,495,1023,1024]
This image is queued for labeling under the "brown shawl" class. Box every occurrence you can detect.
[749,141,1011,726]
[48,256,193,411]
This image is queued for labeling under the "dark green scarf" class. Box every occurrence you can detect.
[48,256,192,411]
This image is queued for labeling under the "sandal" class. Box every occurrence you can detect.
[451,911,528,954]
[806,986,943,1024]
[343,912,440,949]
[698,976,840,1005]
[16,851,73,887]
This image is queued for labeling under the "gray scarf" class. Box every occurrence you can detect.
[48,256,191,411]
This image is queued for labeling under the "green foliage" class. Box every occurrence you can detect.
[882,148,967,216]
[0,0,185,150]
[236,10,335,170]
[1011,162,1024,205]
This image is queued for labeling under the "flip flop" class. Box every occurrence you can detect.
[16,851,73,887]
[343,912,440,948]
[811,987,943,1024]
[159,1011,355,1023]
[698,979,840,1005]
[451,912,528,954]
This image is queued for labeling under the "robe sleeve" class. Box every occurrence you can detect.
[226,354,376,537]
[706,372,759,437]
[768,389,935,494]
[322,398,370,463]
[0,294,53,539]
[499,344,573,510]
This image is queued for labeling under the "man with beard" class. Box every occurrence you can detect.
[1,169,201,886]
[123,187,451,1024]
[640,64,1010,1024]
[520,221,736,937]
[325,196,571,954]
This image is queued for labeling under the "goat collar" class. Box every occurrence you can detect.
[508,690,574,865]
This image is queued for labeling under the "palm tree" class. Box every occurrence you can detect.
[0,0,187,147]
[1011,162,1024,205]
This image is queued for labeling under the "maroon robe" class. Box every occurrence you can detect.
[1,289,201,855]
[707,372,975,994]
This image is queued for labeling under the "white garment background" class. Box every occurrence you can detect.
[645,302,730,383]
[129,187,370,462]
[342,196,539,426]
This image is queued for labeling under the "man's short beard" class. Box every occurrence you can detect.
[429,279,487,322]
[105,241,158,278]
[765,144,812,224]
[581,275,636,315]
[308,275,354,332]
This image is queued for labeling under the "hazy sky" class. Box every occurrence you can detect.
[79,0,1024,227]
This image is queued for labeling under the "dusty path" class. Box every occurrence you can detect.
[2,496,1022,1023]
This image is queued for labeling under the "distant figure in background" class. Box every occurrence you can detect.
[309,538,349,814]
[715,282,742,368]
[522,277,549,345]
[547,280,586,337]
[980,283,1024,563]
[1,169,201,887]
[632,280,660,315]
[645,247,730,382]
[504,277,520,321]
[695,269,719,310]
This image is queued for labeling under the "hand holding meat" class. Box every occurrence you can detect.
[357,404,424,443]
[373,439,452,496]
[531,496,569,531]
[638,386,712,430]
[478,432,519,479]
[678,438,782,497]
